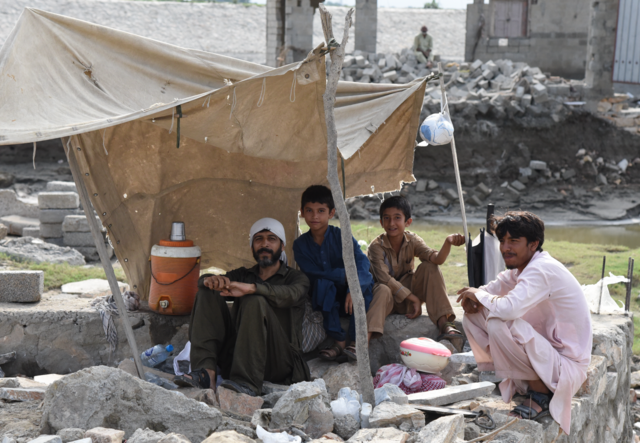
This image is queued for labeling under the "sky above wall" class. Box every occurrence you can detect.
[251,0,478,9]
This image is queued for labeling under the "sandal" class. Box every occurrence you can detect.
[510,390,553,421]
[343,345,357,361]
[173,368,211,389]
[319,343,344,361]
[436,322,465,342]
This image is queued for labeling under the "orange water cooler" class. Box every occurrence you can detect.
[149,223,201,316]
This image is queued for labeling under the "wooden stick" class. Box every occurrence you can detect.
[318,5,375,406]
[625,257,634,312]
[66,137,146,379]
[597,255,606,315]
[437,62,469,242]
[466,417,519,442]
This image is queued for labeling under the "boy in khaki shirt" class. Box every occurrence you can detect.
[367,195,465,342]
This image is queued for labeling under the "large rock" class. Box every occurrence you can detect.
[200,431,254,443]
[0,215,39,236]
[333,414,360,440]
[56,429,86,443]
[84,428,124,443]
[307,358,339,380]
[217,386,264,420]
[40,366,223,442]
[416,415,464,443]
[38,193,79,210]
[0,236,85,265]
[322,363,360,400]
[269,380,333,439]
[347,428,409,442]
[0,189,38,218]
[368,402,424,430]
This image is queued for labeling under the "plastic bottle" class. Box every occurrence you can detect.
[360,403,372,428]
[144,372,178,390]
[140,344,174,367]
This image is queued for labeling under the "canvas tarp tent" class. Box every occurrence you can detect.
[0,8,427,298]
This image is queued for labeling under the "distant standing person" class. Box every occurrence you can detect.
[413,25,433,68]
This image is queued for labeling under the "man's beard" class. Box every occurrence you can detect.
[253,246,283,268]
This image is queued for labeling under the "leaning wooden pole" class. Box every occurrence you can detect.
[318,5,375,405]
[65,137,146,379]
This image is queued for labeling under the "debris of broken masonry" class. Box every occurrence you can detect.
[0,4,638,443]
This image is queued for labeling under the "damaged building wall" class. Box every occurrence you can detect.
[465,0,591,79]
[354,0,377,54]
[585,0,620,98]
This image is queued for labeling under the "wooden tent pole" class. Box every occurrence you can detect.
[65,138,146,379]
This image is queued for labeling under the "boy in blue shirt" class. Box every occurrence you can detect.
[293,185,373,361]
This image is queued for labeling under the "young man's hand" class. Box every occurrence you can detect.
[203,275,231,291]
[446,233,465,247]
[345,292,353,315]
[405,293,422,319]
[456,287,481,314]
[220,282,256,298]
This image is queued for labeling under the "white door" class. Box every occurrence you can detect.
[613,0,640,84]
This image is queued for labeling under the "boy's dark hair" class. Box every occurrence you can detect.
[301,185,335,211]
[379,195,412,221]
[491,211,545,252]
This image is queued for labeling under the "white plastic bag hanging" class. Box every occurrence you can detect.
[582,272,628,314]
[419,92,454,146]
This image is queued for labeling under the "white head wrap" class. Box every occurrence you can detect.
[249,218,287,265]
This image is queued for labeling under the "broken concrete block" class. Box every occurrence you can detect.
[529,160,547,170]
[374,383,408,406]
[359,75,371,83]
[85,428,125,443]
[348,427,408,442]
[343,56,355,68]
[530,84,548,103]
[416,179,427,192]
[0,378,20,388]
[355,56,366,67]
[38,192,79,210]
[505,186,520,197]
[427,180,439,190]
[63,231,104,247]
[407,382,495,406]
[334,414,360,440]
[323,363,360,400]
[0,215,39,236]
[22,226,41,237]
[0,189,39,219]
[475,183,491,198]
[515,86,525,98]
[417,414,464,443]
[56,431,86,443]
[307,358,339,380]
[468,195,483,206]
[35,374,66,385]
[156,435,188,443]
[510,180,526,191]
[62,215,105,233]
[27,437,62,443]
[41,223,63,238]
[479,371,503,383]
[0,387,46,401]
[201,431,252,443]
[68,439,91,443]
[596,173,608,186]
[432,194,450,207]
[0,270,44,302]
[382,70,397,82]
[39,209,82,224]
[369,402,424,430]
[75,246,114,262]
[126,429,167,443]
[46,182,77,193]
[443,188,459,201]
[521,94,532,107]
[270,380,333,439]
[562,169,576,180]
[449,351,477,365]
[217,386,264,420]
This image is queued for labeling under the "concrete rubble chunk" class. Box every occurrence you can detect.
[85,428,125,443]
[510,180,526,191]
[427,180,438,190]
[200,431,253,443]
[416,414,464,443]
[38,192,80,210]
[333,414,360,440]
[322,363,360,400]
[0,271,44,303]
[270,380,333,439]
[562,168,576,180]
[529,160,547,170]
[407,382,495,406]
[69,439,92,443]
[63,231,105,247]
[63,215,105,233]
[368,402,425,430]
[35,374,66,385]
[39,209,82,224]
[0,378,20,388]
[355,56,366,67]
[0,236,86,265]
[443,188,459,201]
[250,409,272,429]
[46,182,77,193]
[307,358,339,380]
[415,179,427,192]
[261,381,288,394]
[127,429,167,443]
[217,386,264,420]
[374,383,408,406]
[0,215,39,236]
[23,226,40,237]
[41,366,222,442]
[155,434,190,443]
[0,189,38,219]
[41,223,63,238]
[449,351,476,365]
[27,437,62,443]
[56,430,86,443]
[596,173,608,186]
[0,222,7,240]
[61,279,128,297]
[491,430,532,443]
[348,427,409,442]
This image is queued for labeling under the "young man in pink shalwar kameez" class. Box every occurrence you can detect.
[456,211,591,435]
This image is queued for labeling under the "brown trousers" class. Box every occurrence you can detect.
[366,261,454,338]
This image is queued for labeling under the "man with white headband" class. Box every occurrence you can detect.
[175,218,311,396]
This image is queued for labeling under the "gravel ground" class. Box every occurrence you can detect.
[0,1,465,64]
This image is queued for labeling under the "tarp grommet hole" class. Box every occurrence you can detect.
[85,173,89,176]
[102,212,106,216]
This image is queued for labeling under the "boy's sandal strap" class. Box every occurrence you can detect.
[528,390,553,410]
[319,343,344,361]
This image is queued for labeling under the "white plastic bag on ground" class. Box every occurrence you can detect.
[582,272,629,314]
[173,341,191,376]
[331,387,361,422]
[256,426,301,443]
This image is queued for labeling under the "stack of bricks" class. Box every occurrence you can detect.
[38,191,80,245]
[62,215,113,261]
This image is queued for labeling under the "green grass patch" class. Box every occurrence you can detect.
[0,253,126,292]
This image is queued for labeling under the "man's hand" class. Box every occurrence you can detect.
[203,275,231,291]
[456,287,481,314]
[405,293,423,319]
[446,233,465,247]
[345,292,353,315]
[220,282,256,298]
